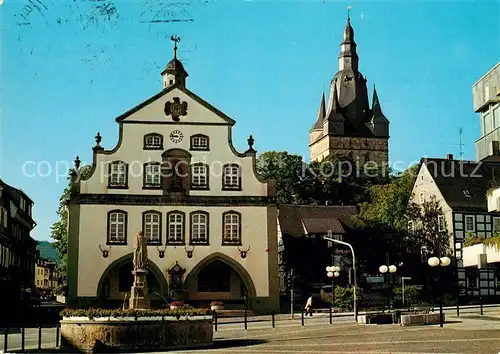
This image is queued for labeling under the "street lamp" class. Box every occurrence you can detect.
[401,276,412,308]
[324,233,358,322]
[428,256,451,328]
[326,266,340,303]
[379,264,397,309]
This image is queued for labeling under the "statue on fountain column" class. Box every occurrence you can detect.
[129,231,150,309]
[133,231,148,271]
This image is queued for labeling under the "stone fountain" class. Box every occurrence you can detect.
[60,231,213,353]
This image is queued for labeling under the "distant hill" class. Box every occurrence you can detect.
[37,241,58,261]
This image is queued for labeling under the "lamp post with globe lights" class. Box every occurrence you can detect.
[326,266,340,304]
[428,255,451,327]
[379,264,397,310]
[323,232,358,321]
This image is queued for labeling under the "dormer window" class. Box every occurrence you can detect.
[222,164,242,190]
[19,197,26,211]
[0,207,7,228]
[190,134,209,151]
[108,161,128,189]
[144,133,163,150]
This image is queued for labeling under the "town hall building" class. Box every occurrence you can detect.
[309,17,390,164]
[66,39,279,312]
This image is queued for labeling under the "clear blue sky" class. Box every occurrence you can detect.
[1,0,499,241]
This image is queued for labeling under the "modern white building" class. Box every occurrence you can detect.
[67,42,279,312]
[473,62,500,162]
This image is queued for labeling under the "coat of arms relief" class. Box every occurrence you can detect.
[164,97,188,122]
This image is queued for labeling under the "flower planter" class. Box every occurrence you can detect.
[138,316,163,321]
[210,305,224,311]
[400,313,444,326]
[63,316,137,322]
[357,313,394,325]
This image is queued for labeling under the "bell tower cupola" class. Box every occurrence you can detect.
[338,14,359,71]
[161,35,189,89]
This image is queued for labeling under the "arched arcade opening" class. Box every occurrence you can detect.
[184,252,257,310]
[97,254,168,307]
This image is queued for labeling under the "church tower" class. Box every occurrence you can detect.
[309,17,389,165]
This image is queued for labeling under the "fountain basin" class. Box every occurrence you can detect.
[60,315,213,353]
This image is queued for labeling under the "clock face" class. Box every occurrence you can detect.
[170,130,183,143]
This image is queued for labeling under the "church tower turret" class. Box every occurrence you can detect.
[366,85,390,138]
[161,35,189,89]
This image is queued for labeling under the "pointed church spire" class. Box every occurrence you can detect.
[368,85,389,137]
[317,91,326,120]
[338,15,359,71]
[311,92,327,131]
[372,84,382,115]
[324,80,345,135]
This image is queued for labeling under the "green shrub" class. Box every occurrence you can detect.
[326,286,362,310]
[393,285,421,307]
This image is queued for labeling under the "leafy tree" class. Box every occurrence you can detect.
[358,165,419,232]
[258,151,390,206]
[257,151,310,204]
[406,199,450,257]
[353,165,420,268]
[51,166,91,295]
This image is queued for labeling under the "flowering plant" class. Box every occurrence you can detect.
[60,307,211,320]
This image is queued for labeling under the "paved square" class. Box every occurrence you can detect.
[178,316,500,354]
[1,314,499,353]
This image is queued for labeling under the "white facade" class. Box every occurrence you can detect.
[67,54,279,312]
[487,187,500,212]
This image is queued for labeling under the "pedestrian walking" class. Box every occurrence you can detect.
[304,295,313,316]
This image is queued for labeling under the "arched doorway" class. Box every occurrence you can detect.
[184,253,257,309]
[97,254,168,307]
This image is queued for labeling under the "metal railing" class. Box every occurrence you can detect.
[210,303,500,331]
[2,324,60,353]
